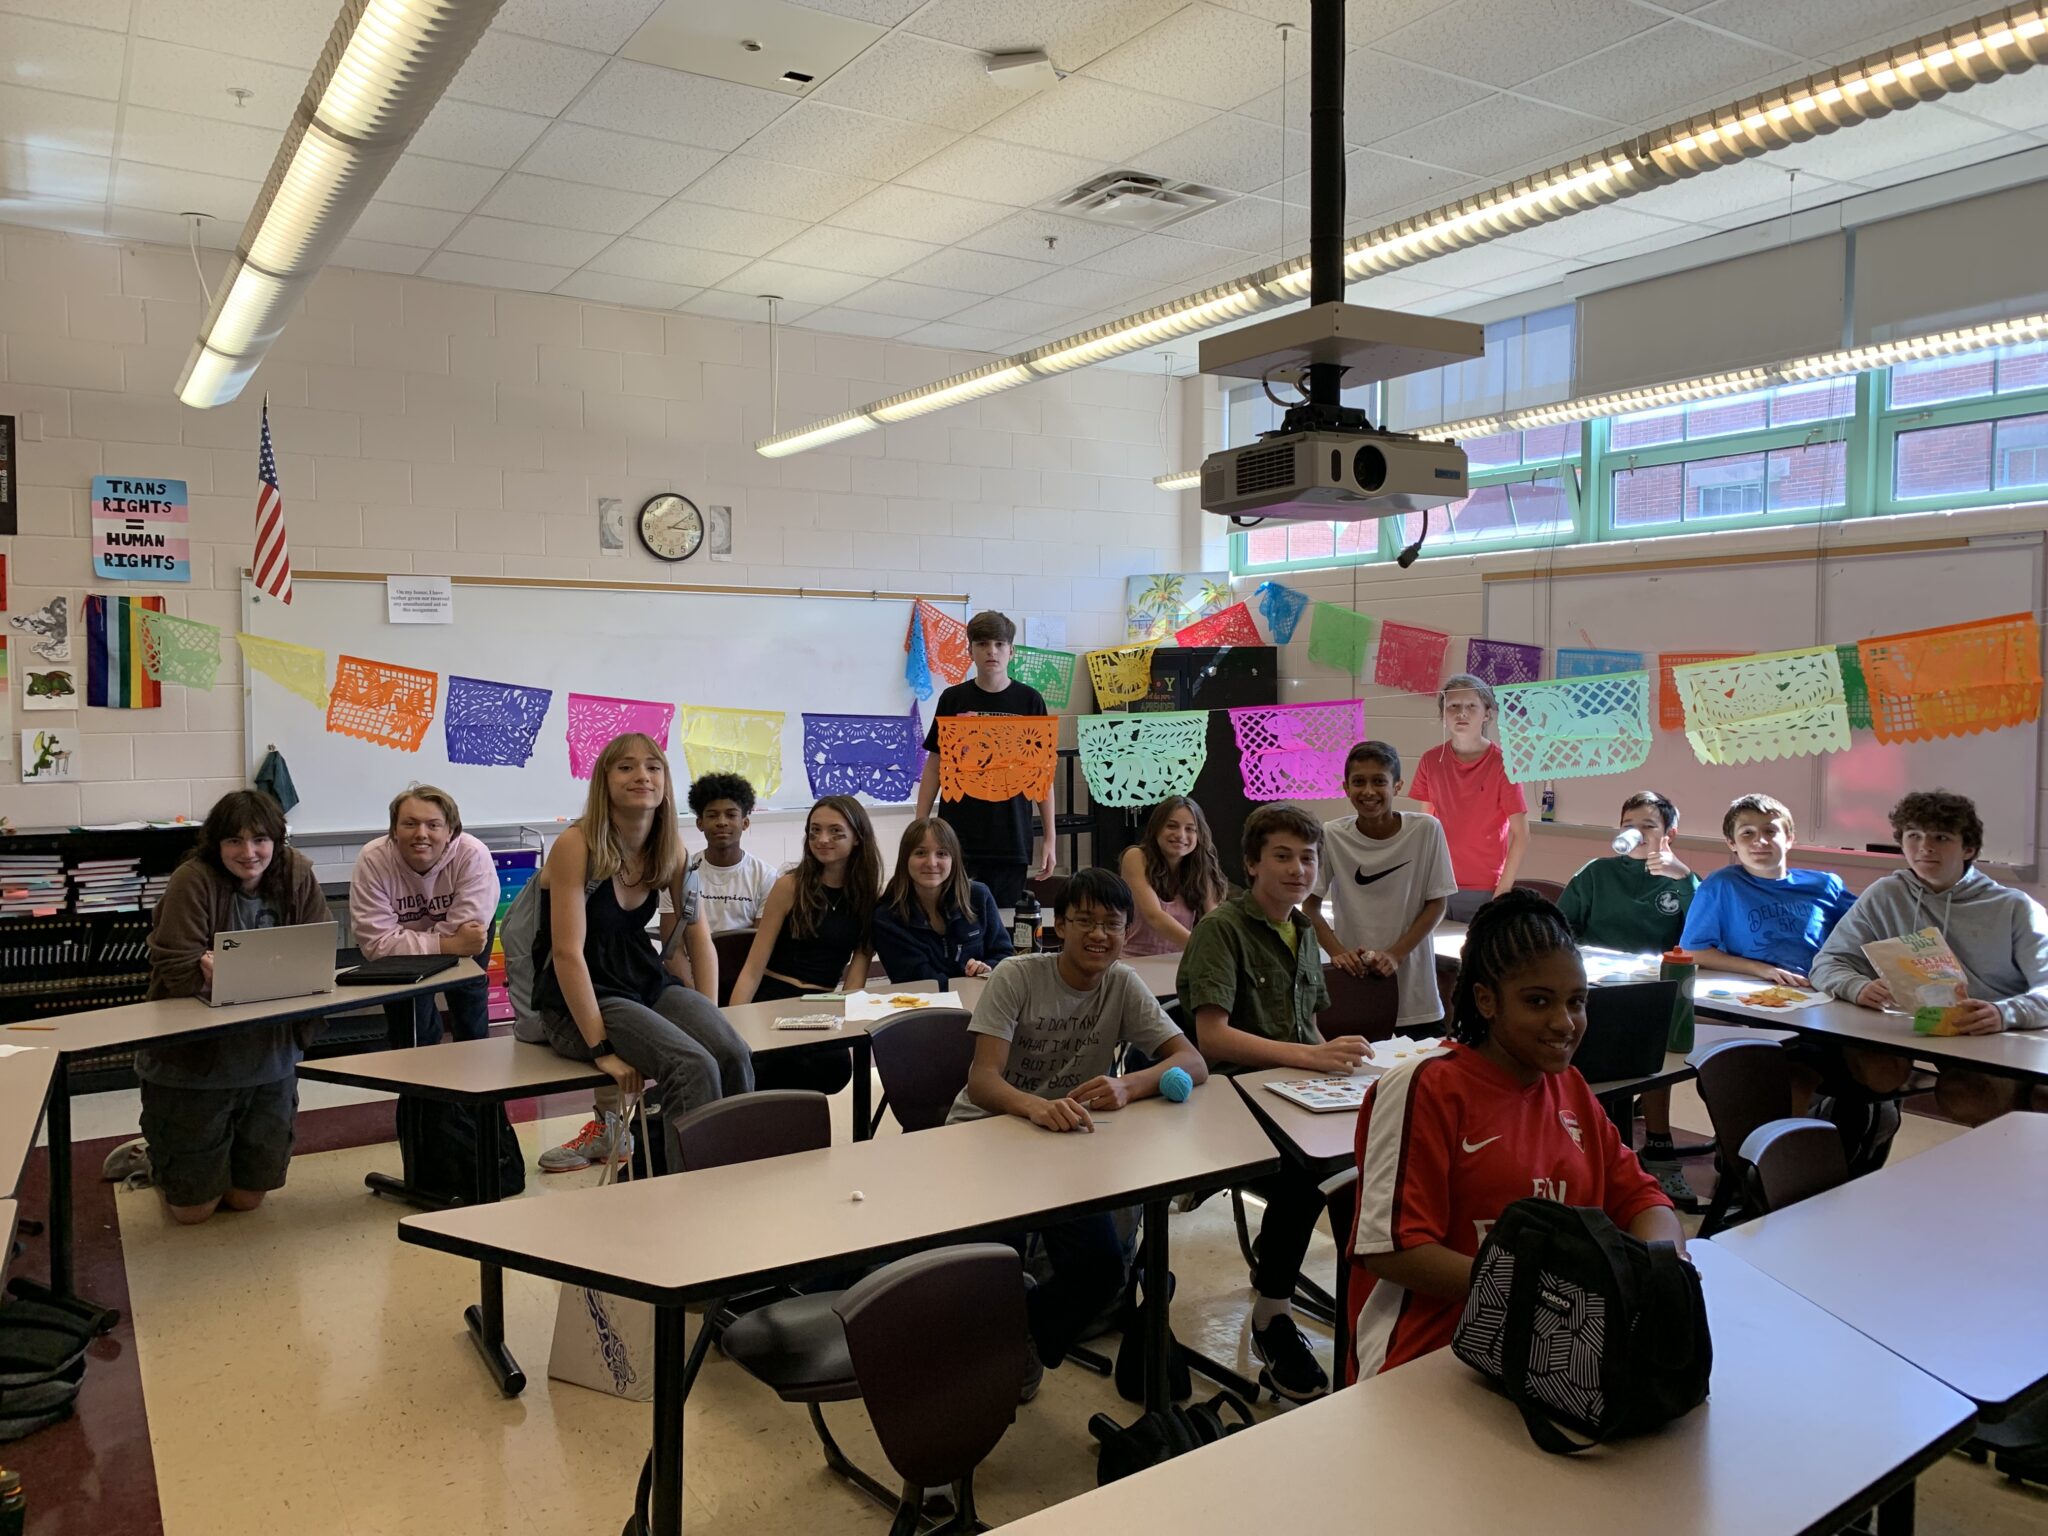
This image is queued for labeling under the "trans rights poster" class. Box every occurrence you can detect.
[92,476,189,582]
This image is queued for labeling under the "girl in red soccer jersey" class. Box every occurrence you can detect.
[1344,890,1686,1382]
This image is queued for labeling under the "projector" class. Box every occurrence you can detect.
[1200,430,1469,522]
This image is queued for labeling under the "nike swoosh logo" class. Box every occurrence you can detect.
[1461,1136,1502,1153]
[1354,861,1411,888]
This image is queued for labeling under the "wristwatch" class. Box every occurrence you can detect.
[591,1037,616,1058]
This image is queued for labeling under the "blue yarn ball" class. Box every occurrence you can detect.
[1159,1066,1193,1103]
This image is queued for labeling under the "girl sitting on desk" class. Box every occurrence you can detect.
[1118,795,1228,957]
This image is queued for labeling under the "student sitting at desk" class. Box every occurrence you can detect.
[1809,790,2048,1128]
[142,789,329,1225]
[1118,795,1228,957]
[687,772,776,934]
[950,867,1207,1398]
[1179,804,1372,1403]
[1678,793,1855,985]
[872,817,1011,985]
[1347,890,1683,1381]
[1408,674,1527,921]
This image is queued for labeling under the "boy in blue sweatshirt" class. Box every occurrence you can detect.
[1681,794,1856,984]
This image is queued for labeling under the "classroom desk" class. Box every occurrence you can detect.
[993,1241,1971,1536]
[400,1083,1281,1536]
[1711,1111,2048,1421]
[0,1045,58,1197]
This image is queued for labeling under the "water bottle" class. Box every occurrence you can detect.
[1661,946,1697,1054]
[1540,787,1556,823]
[1011,890,1040,954]
[0,1466,24,1536]
[1612,826,1644,856]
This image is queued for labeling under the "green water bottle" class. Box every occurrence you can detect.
[0,1465,25,1536]
[1661,946,1697,1054]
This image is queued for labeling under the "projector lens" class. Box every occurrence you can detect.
[1353,445,1386,492]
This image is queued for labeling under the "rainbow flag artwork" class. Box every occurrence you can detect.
[84,593,164,709]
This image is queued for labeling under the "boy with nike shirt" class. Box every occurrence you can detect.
[1305,741,1456,1031]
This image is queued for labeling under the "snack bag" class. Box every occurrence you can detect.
[1860,928,1967,1033]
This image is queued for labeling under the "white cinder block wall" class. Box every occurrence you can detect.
[0,228,1202,837]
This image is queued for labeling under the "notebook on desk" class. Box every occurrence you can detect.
[336,953,459,987]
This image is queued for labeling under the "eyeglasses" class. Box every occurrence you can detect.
[1063,914,1127,936]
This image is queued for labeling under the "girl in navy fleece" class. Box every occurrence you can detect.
[873,818,1013,985]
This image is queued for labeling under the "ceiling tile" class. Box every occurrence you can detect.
[1,0,131,27]
[1377,94,1616,177]
[111,202,239,245]
[764,224,941,277]
[1147,194,1284,255]
[115,104,277,180]
[1622,156,1841,225]
[907,0,1189,72]
[632,199,809,256]
[833,278,982,320]
[1387,239,1561,290]
[125,39,306,130]
[1521,20,1795,125]
[1003,264,1156,310]
[1340,150,1481,222]
[478,172,663,234]
[1500,200,1691,258]
[680,288,815,323]
[1830,130,2045,197]
[1136,112,1295,194]
[798,306,922,339]
[0,82,118,156]
[1687,0,1974,62]
[111,159,259,218]
[446,31,607,117]
[329,237,431,275]
[132,0,330,70]
[408,98,553,170]
[1940,62,2048,135]
[897,319,1014,351]
[1346,271,1459,309]
[494,0,664,53]
[378,154,504,214]
[555,269,700,310]
[894,244,1060,295]
[0,14,127,99]
[827,184,1008,244]
[945,293,1087,333]
[350,200,464,248]
[957,209,1137,264]
[808,32,1018,133]
[676,155,876,218]
[740,101,957,182]
[1087,4,1306,112]
[521,122,722,196]
[422,250,575,293]
[716,258,869,305]
[897,136,1105,204]
[1374,0,1661,89]
[1340,51,1501,148]
[1078,232,1246,282]
[789,0,924,21]
[587,237,748,286]
[0,146,107,202]
[1767,105,2009,186]
[567,59,792,151]
[445,214,614,267]
[980,76,1214,163]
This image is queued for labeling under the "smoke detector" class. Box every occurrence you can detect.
[1043,171,1230,232]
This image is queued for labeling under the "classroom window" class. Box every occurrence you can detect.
[1608,379,1855,451]
[1465,421,1582,472]
[1894,419,1995,499]
[1889,340,2048,409]
[1610,442,1847,527]
[1996,412,2048,490]
[1393,473,1574,550]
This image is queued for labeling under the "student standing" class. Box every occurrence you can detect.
[1179,804,1372,1402]
[349,785,499,1049]
[915,610,1055,907]
[951,868,1207,1395]
[1679,793,1856,983]
[1305,742,1457,1032]
[687,772,776,933]
[872,817,1012,985]
[1347,891,1682,1381]
[142,790,328,1224]
[1407,674,1528,920]
[1118,795,1228,956]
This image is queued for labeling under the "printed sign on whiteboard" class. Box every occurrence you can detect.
[386,575,454,624]
[92,477,189,582]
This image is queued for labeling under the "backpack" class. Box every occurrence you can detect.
[1088,1389,1254,1485]
[0,1297,97,1441]
[500,862,700,1044]
[1451,1198,1711,1454]
[396,1096,525,1201]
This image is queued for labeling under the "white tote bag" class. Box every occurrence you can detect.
[547,1096,657,1402]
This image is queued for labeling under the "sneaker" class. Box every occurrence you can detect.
[102,1137,151,1187]
[1645,1158,1700,1211]
[1249,1313,1329,1403]
[1018,1345,1045,1404]
[537,1115,632,1174]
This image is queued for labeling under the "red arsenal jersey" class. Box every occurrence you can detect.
[1344,1042,1671,1381]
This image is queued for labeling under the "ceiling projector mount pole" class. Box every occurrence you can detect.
[1297,0,1369,435]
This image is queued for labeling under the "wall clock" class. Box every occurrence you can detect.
[638,492,704,562]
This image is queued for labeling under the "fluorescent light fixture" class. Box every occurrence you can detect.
[755,411,878,458]
[757,4,2048,456]
[204,260,300,356]
[175,346,256,411]
[1154,469,1201,491]
[869,363,1033,422]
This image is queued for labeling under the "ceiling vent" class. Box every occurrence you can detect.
[1043,171,1230,232]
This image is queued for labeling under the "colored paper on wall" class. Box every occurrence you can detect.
[1496,672,1653,784]
[137,608,221,691]
[904,606,933,701]
[1673,647,1851,765]
[1837,643,1872,731]
[1127,571,1232,642]
[682,704,785,799]
[566,692,674,780]
[1467,637,1544,688]
[1085,642,1159,707]
[1076,711,1209,808]
[1858,612,2044,745]
[1556,647,1644,679]
[1007,645,1076,711]
[91,475,189,582]
[803,705,925,802]
[326,654,438,752]
[1307,603,1372,675]
[84,593,164,709]
[237,632,329,709]
[1175,601,1260,648]
[938,715,1059,803]
[445,675,552,767]
[1374,620,1450,695]
[1228,699,1364,802]
[918,601,971,687]
[1658,651,1747,730]
[1254,580,1309,645]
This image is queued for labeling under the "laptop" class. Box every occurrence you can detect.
[1570,979,1679,1083]
[209,921,339,1008]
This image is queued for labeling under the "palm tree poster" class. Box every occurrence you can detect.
[1127,571,1232,642]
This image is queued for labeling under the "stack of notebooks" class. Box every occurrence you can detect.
[69,855,147,914]
[0,854,67,916]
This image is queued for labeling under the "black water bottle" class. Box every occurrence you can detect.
[1011,890,1040,954]
[1,1465,25,1536]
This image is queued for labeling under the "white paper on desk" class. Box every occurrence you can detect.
[1697,980,1830,1012]
[842,990,968,1022]
[1579,948,1664,986]
[0,1043,49,1056]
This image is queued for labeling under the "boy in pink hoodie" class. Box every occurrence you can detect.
[349,786,501,1046]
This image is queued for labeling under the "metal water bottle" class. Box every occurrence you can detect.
[1012,890,1040,953]
[1661,946,1697,1054]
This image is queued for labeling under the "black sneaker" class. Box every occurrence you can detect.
[1249,1314,1328,1403]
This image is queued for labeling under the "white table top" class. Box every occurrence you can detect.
[1711,1111,2048,1414]
[0,1046,57,1196]
[994,1242,1974,1536]
[296,1036,608,1102]
[401,1081,1279,1305]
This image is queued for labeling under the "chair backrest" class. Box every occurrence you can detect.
[1317,964,1401,1042]
[1572,979,1678,1083]
[1513,878,1567,904]
[867,1008,976,1132]
[711,928,757,1006]
[1739,1117,1849,1214]
[1693,1038,1796,1166]
[672,1090,830,1172]
[834,1243,1027,1489]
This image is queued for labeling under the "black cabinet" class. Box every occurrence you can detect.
[1088,645,1278,877]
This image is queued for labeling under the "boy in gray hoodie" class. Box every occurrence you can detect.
[1809,789,2048,1125]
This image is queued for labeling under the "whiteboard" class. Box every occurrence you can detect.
[242,575,958,835]
[1483,536,2043,868]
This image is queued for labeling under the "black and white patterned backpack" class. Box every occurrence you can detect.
[1452,1199,1711,1453]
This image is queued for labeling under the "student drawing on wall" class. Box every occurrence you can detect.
[24,730,72,780]
[10,595,70,661]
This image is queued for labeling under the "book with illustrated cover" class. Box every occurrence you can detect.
[1860,927,1971,1034]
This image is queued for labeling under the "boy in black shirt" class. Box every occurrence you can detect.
[916,610,1055,907]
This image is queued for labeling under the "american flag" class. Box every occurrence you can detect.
[253,396,292,605]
